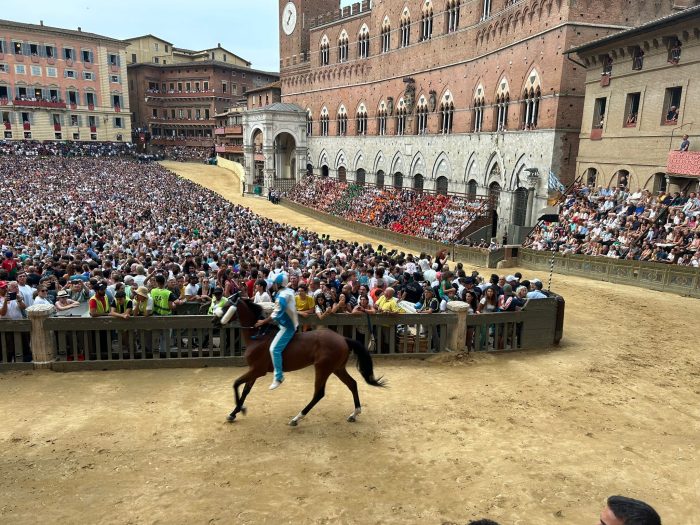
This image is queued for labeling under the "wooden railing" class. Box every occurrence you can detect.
[519,249,700,298]
[1,298,567,370]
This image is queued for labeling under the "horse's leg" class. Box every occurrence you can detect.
[334,368,362,422]
[289,367,332,426]
[228,368,257,422]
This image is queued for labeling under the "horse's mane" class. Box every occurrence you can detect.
[243,298,263,319]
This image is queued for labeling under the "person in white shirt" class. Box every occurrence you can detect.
[253,279,271,304]
[33,286,53,306]
[17,271,34,308]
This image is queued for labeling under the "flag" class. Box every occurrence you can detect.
[548,170,566,192]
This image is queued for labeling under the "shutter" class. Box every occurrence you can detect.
[39,45,46,58]
[22,43,30,56]
[89,51,94,63]
[116,54,120,66]
[77,115,82,127]
[28,113,34,124]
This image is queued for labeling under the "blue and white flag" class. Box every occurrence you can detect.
[548,170,566,193]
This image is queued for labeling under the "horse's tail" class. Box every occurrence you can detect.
[345,338,387,387]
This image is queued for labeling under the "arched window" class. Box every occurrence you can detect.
[358,25,370,58]
[320,35,330,66]
[414,173,424,192]
[446,0,460,33]
[495,79,509,131]
[467,179,478,199]
[420,1,433,41]
[338,30,349,63]
[377,100,388,136]
[320,106,329,136]
[381,17,391,53]
[356,168,366,186]
[306,109,313,136]
[473,97,485,132]
[488,180,501,209]
[512,187,528,226]
[356,103,368,135]
[482,0,492,20]
[338,166,347,183]
[400,8,411,48]
[376,170,385,189]
[436,175,449,195]
[416,96,428,134]
[522,70,541,130]
[394,172,404,189]
[439,91,454,134]
[337,105,348,136]
[396,98,407,136]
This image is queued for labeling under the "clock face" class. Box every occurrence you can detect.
[282,2,297,36]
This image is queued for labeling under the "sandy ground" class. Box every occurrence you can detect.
[0,163,698,525]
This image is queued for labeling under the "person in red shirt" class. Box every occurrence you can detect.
[1,251,18,280]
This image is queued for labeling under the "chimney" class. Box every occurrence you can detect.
[40,20,44,26]
[77,27,82,32]
[218,43,221,48]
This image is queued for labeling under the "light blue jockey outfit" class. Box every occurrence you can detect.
[269,273,299,384]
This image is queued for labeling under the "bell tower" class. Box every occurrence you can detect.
[279,0,336,73]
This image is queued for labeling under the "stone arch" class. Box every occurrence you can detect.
[393,171,404,189]
[432,152,452,181]
[318,149,330,169]
[484,151,506,187]
[390,151,404,175]
[249,125,264,145]
[522,67,542,94]
[463,152,477,183]
[467,179,478,199]
[376,170,385,189]
[410,152,426,178]
[373,151,386,174]
[508,154,528,190]
[414,173,424,192]
[353,150,365,171]
[512,187,529,226]
[335,149,348,170]
[356,168,366,186]
[436,176,449,195]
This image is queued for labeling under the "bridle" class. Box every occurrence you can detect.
[224,292,259,329]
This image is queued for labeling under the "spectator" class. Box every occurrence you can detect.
[599,495,661,525]
[679,134,690,152]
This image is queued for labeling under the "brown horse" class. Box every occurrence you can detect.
[216,293,386,426]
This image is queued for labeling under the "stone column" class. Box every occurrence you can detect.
[446,301,470,352]
[26,304,56,369]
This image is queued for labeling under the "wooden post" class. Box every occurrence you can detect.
[27,304,55,369]
[446,301,470,352]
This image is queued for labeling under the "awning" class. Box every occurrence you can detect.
[537,205,560,222]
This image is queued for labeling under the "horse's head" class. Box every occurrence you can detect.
[212,292,241,325]
[213,293,262,327]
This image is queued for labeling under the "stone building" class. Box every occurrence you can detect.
[245,0,686,239]
[0,19,131,142]
[568,4,700,194]
[126,35,278,150]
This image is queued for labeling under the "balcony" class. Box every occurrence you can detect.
[145,90,218,100]
[667,150,700,178]
[214,125,243,135]
[149,117,215,126]
[590,128,603,140]
[215,144,243,154]
[13,99,67,109]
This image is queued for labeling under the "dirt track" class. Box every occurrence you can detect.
[0,163,698,525]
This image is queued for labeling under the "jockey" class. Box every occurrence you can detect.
[255,272,298,390]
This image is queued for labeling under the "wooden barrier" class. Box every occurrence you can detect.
[1,297,565,371]
[0,319,32,371]
[519,249,700,298]
[280,200,505,268]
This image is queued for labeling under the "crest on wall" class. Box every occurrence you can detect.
[403,78,416,114]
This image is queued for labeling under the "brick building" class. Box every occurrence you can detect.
[568,4,700,194]
[253,0,686,238]
[0,19,131,142]
[125,35,278,151]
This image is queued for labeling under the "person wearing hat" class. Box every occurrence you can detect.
[89,281,110,318]
[254,272,298,390]
[54,289,81,312]
[207,287,228,316]
[132,286,153,317]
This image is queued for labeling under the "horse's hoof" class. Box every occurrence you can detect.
[289,419,298,427]
[347,415,356,423]
[226,413,236,423]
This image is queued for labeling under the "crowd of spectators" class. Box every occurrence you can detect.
[156,145,215,162]
[286,176,488,242]
[0,140,134,157]
[525,185,700,266]
[0,152,546,361]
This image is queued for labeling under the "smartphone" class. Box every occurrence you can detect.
[8,292,17,301]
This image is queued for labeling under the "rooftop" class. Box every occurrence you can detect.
[566,4,700,55]
[0,18,127,46]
